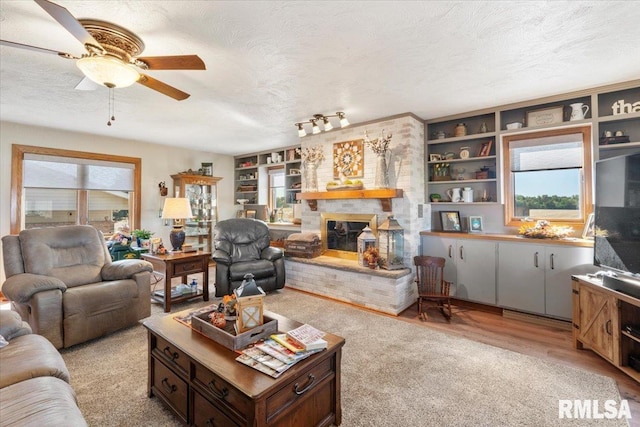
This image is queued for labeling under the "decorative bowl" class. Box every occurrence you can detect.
[506,122,523,130]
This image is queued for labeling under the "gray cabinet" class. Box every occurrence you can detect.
[421,235,496,305]
[498,242,594,319]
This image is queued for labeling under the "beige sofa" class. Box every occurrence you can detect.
[2,225,153,349]
[0,310,87,426]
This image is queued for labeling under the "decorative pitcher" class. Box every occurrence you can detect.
[569,103,589,121]
[446,187,462,202]
[462,187,474,203]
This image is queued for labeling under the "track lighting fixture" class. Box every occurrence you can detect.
[294,112,350,137]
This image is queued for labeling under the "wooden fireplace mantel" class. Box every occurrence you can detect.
[296,188,403,211]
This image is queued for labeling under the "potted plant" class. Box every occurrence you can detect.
[131,229,154,248]
[430,193,442,202]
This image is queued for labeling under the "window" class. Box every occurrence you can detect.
[502,126,592,227]
[10,145,141,235]
[268,167,286,211]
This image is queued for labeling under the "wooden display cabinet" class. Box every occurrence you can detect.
[171,173,222,254]
[572,275,640,383]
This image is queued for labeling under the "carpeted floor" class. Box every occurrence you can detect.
[60,288,628,426]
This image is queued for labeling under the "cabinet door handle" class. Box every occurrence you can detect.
[534,252,539,268]
[163,346,179,362]
[605,320,612,335]
[550,253,555,270]
[459,246,464,260]
[294,373,316,395]
[448,245,453,258]
[207,379,229,399]
[161,378,177,394]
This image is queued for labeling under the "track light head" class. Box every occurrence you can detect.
[296,123,307,137]
[337,112,350,127]
[311,119,321,134]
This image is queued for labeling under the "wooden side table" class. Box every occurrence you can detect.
[141,251,211,312]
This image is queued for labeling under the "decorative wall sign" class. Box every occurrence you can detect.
[333,139,364,179]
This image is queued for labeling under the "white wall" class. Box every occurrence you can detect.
[0,121,236,283]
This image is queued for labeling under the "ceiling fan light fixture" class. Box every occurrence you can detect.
[77,55,140,88]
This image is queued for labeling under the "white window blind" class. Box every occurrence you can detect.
[510,133,583,172]
[23,154,135,191]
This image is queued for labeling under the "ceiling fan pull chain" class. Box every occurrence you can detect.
[107,86,115,126]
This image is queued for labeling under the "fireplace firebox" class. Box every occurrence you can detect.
[320,213,377,260]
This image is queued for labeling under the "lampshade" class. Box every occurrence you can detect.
[76,56,140,88]
[311,120,321,134]
[162,198,193,220]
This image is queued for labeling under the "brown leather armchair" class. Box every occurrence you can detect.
[212,218,285,296]
[1,225,153,349]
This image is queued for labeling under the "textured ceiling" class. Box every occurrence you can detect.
[1,1,639,155]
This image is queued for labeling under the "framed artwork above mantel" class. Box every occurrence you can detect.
[333,140,364,179]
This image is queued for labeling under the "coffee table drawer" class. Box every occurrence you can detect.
[266,355,334,420]
[152,358,188,420]
[152,335,190,375]
[192,389,240,427]
[193,360,251,420]
[172,259,203,276]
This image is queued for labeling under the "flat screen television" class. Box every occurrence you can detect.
[593,152,640,296]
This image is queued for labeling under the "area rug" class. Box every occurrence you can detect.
[60,289,628,426]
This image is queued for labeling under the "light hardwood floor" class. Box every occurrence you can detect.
[395,301,639,426]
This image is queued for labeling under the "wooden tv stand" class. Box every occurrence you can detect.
[572,275,640,383]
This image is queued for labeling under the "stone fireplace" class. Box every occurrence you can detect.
[284,113,427,315]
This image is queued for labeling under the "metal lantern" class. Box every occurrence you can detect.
[378,215,404,270]
[357,226,377,267]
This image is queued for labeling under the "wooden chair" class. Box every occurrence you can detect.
[414,256,452,321]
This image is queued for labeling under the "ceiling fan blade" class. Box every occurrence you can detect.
[137,74,190,101]
[34,0,104,53]
[136,55,206,70]
[0,39,78,59]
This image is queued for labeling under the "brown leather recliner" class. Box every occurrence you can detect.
[212,218,285,296]
[1,225,153,349]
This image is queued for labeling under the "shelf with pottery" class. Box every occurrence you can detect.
[426,113,499,205]
[296,188,403,212]
[234,145,301,206]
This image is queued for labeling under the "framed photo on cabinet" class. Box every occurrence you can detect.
[468,216,484,233]
[440,211,462,232]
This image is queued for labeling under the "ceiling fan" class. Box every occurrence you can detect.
[0,0,205,101]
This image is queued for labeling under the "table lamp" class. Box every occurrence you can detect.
[161,198,193,252]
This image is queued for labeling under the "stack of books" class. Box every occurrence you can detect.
[235,324,327,378]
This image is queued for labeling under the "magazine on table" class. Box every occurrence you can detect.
[286,324,328,351]
[256,338,323,364]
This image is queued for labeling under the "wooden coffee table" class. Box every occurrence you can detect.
[141,251,211,312]
[143,309,345,427]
